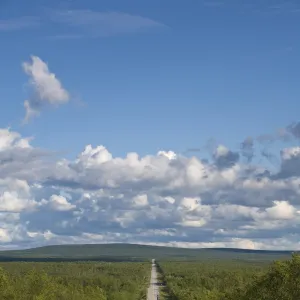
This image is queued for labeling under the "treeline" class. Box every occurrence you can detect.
[0,261,150,299]
[158,254,300,300]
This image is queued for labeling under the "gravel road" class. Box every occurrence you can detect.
[147,259,159,300]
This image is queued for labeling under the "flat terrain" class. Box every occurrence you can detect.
[158,260,266,299]
[157,254,300,300]
[0,261,150,299]
[0,244,298,299]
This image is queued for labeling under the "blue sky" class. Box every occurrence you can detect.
[0,0,300,250]
[1,0,300,158]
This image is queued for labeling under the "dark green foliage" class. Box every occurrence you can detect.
[159,255,300,300]
[158,260,266,300]
[0,261,150,300]
[227,254,300,300]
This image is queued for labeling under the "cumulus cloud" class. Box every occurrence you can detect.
[0,127,300,250]
[265,200,297,220]
[277,147,300,178]
[44,194,76,211]
[22,56,69,122]
[213,145,239,169]
[0,128,31,150]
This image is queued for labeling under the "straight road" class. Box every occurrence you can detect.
[147,259,159,300]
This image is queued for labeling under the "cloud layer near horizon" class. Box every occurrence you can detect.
[1,127,300,250]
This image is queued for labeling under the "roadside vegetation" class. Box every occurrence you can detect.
[158,254,300,300]
[0,261,150,300]
[0,251,299,299]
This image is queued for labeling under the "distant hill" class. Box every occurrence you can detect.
[0,243,295,262]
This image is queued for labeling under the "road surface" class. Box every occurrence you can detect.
[147,259,159,300]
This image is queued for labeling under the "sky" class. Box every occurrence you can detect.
[0,0,300,250]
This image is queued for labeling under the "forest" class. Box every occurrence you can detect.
[0,261,150,300]
[158,254,300,300]
[0,247,298,299]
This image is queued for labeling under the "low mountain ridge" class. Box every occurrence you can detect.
[0,243,295,262]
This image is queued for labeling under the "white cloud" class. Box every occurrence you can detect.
[157,151,177,160]
[0,128,31,151]
[0,178,37,213]
[22,56,69,122]
[178,219,207,228]
[265,200,297,220]
[180,197,200,211]
[132,194,148,207]
[0,127,300,250]
[0,191,37,213]
[0,228,12,243]
[281,147,300,160]
[46,195,76,211]
[76,145,112,168]
[214,145,229,157]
